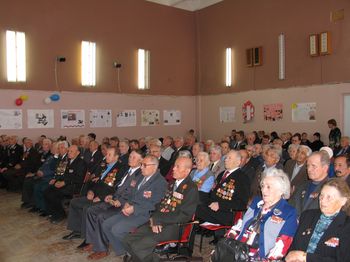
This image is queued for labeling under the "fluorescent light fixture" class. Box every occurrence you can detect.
[138,49,150,90]
[6,30,26,82]
[225,48,232,87]
[81,41,96,86]
[278,33,285,80]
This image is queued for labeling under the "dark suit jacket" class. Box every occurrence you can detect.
[334,146,350,156]
[158,156,169,177]
[20,147,41,174]
[289,209,350,262]
[210,168,250,212]
[283,159,308,188]
[113,168,142,206]
[152,175,199,226]
[91,161,120,200]
[289,178,328,216]
[6,144,23,168]
[61,157,87,195]
[129,171,167,217]
[86,150,103,174]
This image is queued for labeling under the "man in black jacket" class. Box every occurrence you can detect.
[44,145,87,223]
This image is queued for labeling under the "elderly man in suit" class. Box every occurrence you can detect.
[196,150,250,226]
[122,156,198,262]
[62,146,120,240]
[44,145,87,223]
[77,150,143,250]
[284,145,312,194]
[86,154,168,259]
[209,145,225,178]
[289,151,330,216]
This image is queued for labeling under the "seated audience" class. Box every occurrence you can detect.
[286,178,350,262]
[334,136,350,156]
[77,150,143,249]
[334,155,350,186]
[220,141,230,159]
[251,146,283,198]
[122,156,198,262]
[190,151,215,204]
[231,131,246,150]
[86,155,167,260]
[160,136,174,161]
[226,168,297,261]
[191,142,204,167]
[301,132,311,147]
[3,138,41,191]
[21,138,52,209]
[209,145,225,178]
[63,146,121,240]
[44,145,87,223]
[310,132,324,152]
[284,145,311,192]
[239,149,256,185]
[196,150,250,226]
[289,152,329,216]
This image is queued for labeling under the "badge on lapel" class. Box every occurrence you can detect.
[271,215,284,224]
[143,191,152,198]
[69,169,73,173]
[130,180,137,187]
[310,192,319,199]
[324,237,339,247]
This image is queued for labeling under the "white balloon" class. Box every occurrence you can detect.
[44,97,51,104]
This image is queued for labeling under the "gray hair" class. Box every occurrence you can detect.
[298,145,312,157]
[210,145,222,156]
[261,168,291,199]
[288,144,299,153]
[312,151,330,167]
[197,151,210,166]
[178,150,192,159]
[57,140,69,148]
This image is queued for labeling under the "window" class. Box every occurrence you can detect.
[6,30,26,82]
[81,41,96,86]
[225,48,232,87]
[138,49,150,90]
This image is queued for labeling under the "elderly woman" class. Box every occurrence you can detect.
[286,178,350,262]
[190,151,214,205]
[228,168,298,260]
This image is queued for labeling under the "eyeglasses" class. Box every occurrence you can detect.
[141,163,156,168]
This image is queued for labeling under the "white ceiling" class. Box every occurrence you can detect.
[145,0,223,11]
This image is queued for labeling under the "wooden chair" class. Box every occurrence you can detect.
[199,211,243,252]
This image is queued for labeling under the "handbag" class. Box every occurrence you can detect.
[211,237,249,262]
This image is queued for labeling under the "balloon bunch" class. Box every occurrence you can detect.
[44,93,60,104]
[15,95,28,106]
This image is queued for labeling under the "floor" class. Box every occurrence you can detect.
[0,190,212,262]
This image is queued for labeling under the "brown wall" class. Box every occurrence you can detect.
[0,0,197,95]
[196,0,350,94]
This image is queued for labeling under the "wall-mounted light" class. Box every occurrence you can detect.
[225,48,232,87]
[6,30,26,82]
[278,33,285,80]
[81,41,96,87]
[138,49,150,90]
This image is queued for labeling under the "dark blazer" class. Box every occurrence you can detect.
[289,178,328,216]
[86,150,103,174]
[6,144,23,168]
[20,147,42,174]
[210,168,250,212]
[289,209,350,262]
[334,145,350,156]
[61,157,87,195]
[152,174,199,239]
[283,159,308,189]
[158,156,169,177]
[91,161,120,200]
[113,168,142,206]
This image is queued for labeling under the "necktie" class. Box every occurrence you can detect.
[220,170,230,183]
[118,169,132,187]
[173,181,179,192]
[138,177,147,190]
[210,163,214,171]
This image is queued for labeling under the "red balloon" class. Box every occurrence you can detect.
[15,98,23,106]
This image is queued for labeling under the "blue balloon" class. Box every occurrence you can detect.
[50,93,60,101]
